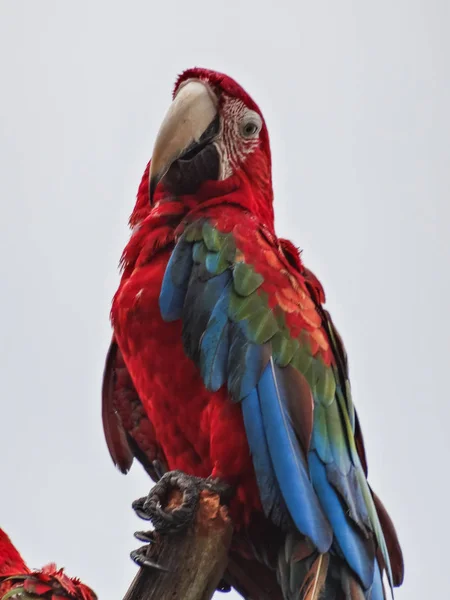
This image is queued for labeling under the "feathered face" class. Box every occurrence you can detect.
[149,68,272,203]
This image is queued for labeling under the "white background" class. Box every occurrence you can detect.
[1,2,448,598]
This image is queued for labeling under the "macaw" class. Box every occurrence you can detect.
[0,528,96,600]
[102,68,404,600]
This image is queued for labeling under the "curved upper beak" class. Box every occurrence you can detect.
[149,80,218,202]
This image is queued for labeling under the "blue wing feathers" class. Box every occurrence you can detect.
[159,239,193,321]
[258,359,332,553]
[309,451,375,588]
[241,388,288,527]
[326,462,372,534]
[370,559,385,600]
[182,266,231,360]
[160,227,391,596]
[227,322,269,402]
[200,282,232,391]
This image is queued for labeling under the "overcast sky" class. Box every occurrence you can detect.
[0,2,448,599]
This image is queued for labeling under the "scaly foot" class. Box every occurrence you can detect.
[130,470,233,571]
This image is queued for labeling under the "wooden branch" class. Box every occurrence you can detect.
[123,489,233,600]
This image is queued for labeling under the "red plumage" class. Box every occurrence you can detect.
[105,151,292,521]
[108,211,262,521]
[0,528,95,600]
[0,529,29,579]
[103,68,404,599]
[103,178,290,597]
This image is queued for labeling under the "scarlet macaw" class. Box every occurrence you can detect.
[103,68,404,599]
[0,528,96,600]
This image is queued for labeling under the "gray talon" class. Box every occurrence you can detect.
[132,471,233,542]
[132,470,204,534]
[134,530,155,543]
[141,558,169,572]
[132,497,152,521]
[130,548,168,572]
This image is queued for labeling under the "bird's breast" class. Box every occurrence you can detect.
[111,251,260,521]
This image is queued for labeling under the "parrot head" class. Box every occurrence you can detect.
[148,68,274,224]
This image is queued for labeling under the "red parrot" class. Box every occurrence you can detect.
[0,528,96,600]
[103,68,404,599]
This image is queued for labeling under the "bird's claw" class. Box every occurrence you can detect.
[130,470,233,575]
[130,546,168,572]
[131,497,153,521]
[132,470,205,534]
[134,530,155,543]
[133,470,234,535]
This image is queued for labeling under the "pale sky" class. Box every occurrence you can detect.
[0,2,449,599]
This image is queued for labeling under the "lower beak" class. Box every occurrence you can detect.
[149,80,218,202]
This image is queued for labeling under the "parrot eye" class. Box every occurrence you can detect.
[240,111,262,139]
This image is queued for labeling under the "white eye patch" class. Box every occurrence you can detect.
[239,110,263,139]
